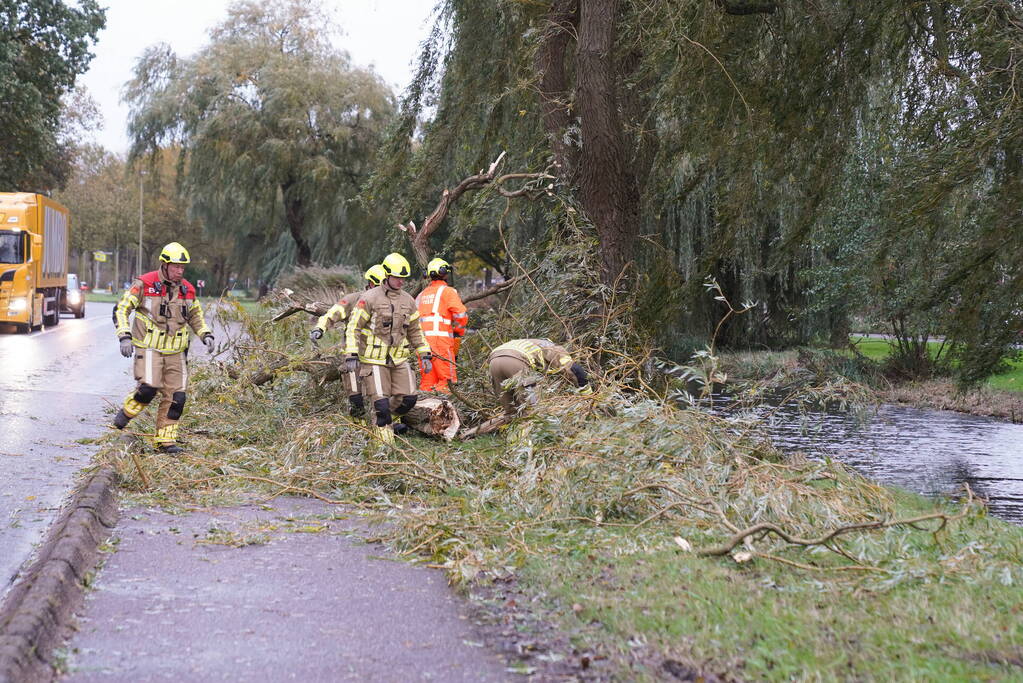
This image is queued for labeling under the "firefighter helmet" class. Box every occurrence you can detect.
[381,253,411,277]
[427,257,452,278]
[364,264,387,286]
[159,242,191,264]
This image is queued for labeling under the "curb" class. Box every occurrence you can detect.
[0,466,119,683]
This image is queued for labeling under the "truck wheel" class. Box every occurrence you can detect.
[15,323,28,334]
[75,306,85,319]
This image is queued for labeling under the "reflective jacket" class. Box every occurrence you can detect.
[115,271,212,354]
[314,292,360,335]
[415,280,468,341]
[488,339,575,377]
[344,285,430,366]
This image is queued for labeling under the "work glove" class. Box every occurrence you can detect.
[203,334,215,354]
[119,336,134,358]
[421,353,433,375]
[309,328,323,342]
[345,355,359,374]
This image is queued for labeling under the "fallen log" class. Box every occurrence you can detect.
[403,396,461,442]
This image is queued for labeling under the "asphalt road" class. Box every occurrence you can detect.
[0,303,128,599]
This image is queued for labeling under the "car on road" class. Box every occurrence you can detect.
[63,273,85,318]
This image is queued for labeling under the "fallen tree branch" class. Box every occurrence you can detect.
[398,151,556,268]
[696,485,976,556]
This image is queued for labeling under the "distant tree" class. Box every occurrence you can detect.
[124,0,394,274]
[0,0,105,190]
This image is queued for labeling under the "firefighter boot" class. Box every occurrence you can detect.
[112,409,131,430]
[157,443,184,454]
[392,421,409,436]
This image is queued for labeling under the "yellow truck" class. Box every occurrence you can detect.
[0,193,71,332]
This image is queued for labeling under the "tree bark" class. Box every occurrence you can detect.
[282,182,313,267]
[576,0,641,286]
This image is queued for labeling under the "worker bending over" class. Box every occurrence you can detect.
[488,338,591,415]
[344,253,432,444]
[310,264,387,416]
[415,257,467,393]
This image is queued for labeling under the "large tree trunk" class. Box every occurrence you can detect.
[282,182,313,267]
[576,0,641,286]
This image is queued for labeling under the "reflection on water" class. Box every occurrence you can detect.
[752,402,1023,525]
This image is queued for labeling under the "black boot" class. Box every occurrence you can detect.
[112,409,131,430]
[348,393,365,418]
[392,422,409,436]
[157,443,183,454]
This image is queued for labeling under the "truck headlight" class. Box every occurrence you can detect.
[9,297,27,312]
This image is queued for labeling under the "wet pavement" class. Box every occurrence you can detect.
[63,498,512,682]
[0,305,127,599]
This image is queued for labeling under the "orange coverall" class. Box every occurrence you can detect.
[415,279,468,392]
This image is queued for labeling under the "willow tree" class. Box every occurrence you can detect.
[124,0,393,272]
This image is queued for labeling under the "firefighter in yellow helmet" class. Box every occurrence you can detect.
[111,242,214,453]
[344,253,432,444]
[415,257,468,393]
[309,264,386,416]
[488,339,591,415]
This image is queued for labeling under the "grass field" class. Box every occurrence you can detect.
[849,336,1023,393]
[86,291,265,315]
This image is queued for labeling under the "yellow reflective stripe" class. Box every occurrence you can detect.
[155,424,180,444]
[123,394,146,417]
[188,300,212,338]
[345,307,368,354]
[115,293,138,336]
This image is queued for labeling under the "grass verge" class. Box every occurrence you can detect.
[91,305,1023,680]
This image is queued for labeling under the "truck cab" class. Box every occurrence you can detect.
[0,193,70,333]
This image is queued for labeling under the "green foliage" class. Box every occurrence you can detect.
[124,0,394,278]
[0,0,105,189]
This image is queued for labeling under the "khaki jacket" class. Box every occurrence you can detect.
[115,270,211,354]
[344,284,430,365]
[314,292,360,334]
[488,339,575,382]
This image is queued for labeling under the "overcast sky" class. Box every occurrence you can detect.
[78,0,439,154]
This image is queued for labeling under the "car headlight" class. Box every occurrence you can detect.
[9,297,27,312]
[67,291,81,304]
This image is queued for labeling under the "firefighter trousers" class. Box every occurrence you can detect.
[360,361,417,426]
[122,348,189,445]
[489,355,534,415]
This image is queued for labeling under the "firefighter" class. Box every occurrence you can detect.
[415,257,468,393]
[343,252,433,444]
[111,242,214,453]
[309,264,387,416]
[488,338,592,415]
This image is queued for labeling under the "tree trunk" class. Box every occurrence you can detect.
[282,182,313,267]
[576,0,641,286]
[535,0,580,179]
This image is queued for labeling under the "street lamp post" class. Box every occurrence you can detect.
[137,170,146,277]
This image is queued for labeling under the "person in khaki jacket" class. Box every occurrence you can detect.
[111,242,214,453]
[309,264,387,417]
[488,338,591,415]
[344,253,433,444]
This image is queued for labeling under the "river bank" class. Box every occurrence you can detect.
[86,308,1023,680]
[719,348,1023,424]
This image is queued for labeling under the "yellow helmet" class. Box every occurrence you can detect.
[381,252,411,278]
[427,257,451,278]
[364,264,387,286]
[159,242,190,264]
